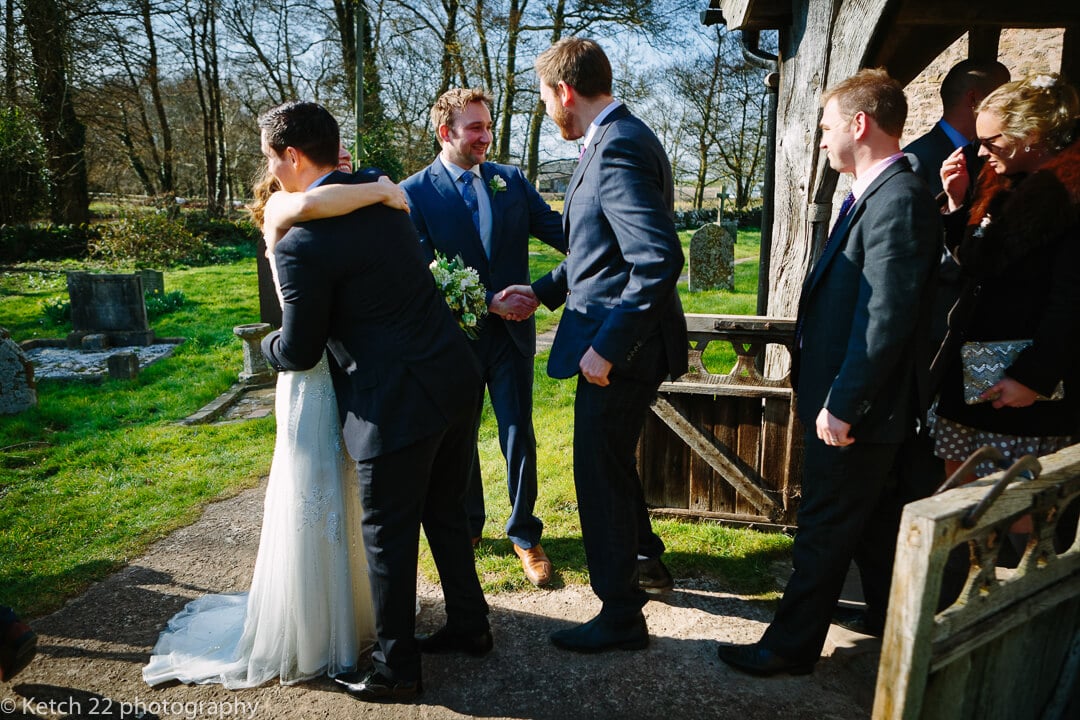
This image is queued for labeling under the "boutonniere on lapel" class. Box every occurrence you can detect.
[488,175,507,195]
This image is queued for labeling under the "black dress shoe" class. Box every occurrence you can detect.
[550,612,648,653]
[716,642,814,677]
[0,616,37,683]
[418,625,493,657]
[638,557,675,594]
[831,606,884,637]
[334,667,422,702]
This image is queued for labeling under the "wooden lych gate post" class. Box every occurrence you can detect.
[874,444,1080,719]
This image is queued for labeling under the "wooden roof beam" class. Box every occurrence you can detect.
[894,0,1080,28]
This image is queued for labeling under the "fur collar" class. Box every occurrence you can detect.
[960,137,1080,277]
[969,136,1080,224]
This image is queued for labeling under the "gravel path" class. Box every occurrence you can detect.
[5,477,882,720]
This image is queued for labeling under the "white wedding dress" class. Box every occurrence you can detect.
[143,353,375,688]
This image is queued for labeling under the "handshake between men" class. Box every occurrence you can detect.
[495,284,614,387]
[493,284,539,323]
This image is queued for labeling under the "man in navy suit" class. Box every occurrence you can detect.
[258,101,489,700]
[905,59,1009,348]
[508,37,688,653]
[717,70,939,676]
[400,88,566,588]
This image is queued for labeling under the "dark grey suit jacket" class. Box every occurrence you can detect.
[533,104,688,382]
[261,172,482,462]
[401,160,565,358]
[793,157,939,443]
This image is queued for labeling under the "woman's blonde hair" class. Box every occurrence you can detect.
[978,72,1080,153]
[246,170,280,230]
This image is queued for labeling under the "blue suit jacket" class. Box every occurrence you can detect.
[533,104,688,381]
[402,160,565,357]
[793,158,939,442]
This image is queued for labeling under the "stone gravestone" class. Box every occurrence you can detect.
[66,272,156,348]
[688,221,737,292]
[0,327,37,415]
[139,269,165,298]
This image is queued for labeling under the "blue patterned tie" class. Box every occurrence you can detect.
[460,171,480,236]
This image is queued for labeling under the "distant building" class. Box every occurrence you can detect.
[536,159,577,194]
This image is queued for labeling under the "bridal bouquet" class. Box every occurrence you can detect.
[429,251,488,339]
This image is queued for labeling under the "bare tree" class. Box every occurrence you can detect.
[22,0,90,224]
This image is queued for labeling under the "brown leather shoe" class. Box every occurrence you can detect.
[513,543,553,586]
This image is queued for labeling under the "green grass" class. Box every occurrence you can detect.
[1,227,790,617]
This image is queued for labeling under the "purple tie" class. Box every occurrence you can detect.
[823,191,856,251]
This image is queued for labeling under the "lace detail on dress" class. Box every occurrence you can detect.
[143,353,375,689]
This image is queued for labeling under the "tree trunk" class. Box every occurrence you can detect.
[495,0,524,164]
[23,0,88,225]
[186,2,214,214]
[4,0,15,105]
[440,0,459,95]
[139,0,175,210]
[524,0,565,182]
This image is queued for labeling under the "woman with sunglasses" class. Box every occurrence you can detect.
[933,73,1080,491]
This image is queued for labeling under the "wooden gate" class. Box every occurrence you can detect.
[638,313,802,528]
[874,444,1080,719]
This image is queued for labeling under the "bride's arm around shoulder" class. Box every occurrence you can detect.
[263,177,410,254]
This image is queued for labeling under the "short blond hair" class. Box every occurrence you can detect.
[430,88,492,136]
[822,68,907,138]
[978,72,1080,153]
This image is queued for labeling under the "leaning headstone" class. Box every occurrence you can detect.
[107,352,140,380]
[688,221,737,292]
[66,272,155,347]
[0,327,37,415]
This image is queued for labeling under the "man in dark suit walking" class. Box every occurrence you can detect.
[717,69,939,676]
[507,37,688,653]
[258,101,489,701]
[400,88,566,588]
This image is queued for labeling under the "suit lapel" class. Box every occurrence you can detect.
[803,158,911,296]
[563,105,630,237]
[428,159,489,270]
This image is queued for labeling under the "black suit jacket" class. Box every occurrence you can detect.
[262,172,482,462]
[793,158,939,443]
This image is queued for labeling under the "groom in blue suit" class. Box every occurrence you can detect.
[508,37,688,653]
[401,88,566,589]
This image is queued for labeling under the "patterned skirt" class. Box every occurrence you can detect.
[933,414,1076,478]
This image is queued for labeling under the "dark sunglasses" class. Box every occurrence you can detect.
[977,133,1006,153]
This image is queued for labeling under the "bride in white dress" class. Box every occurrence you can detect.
[144,165,410,688]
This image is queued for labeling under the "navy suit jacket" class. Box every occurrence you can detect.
[533,104,688,382]
[261,171,482,462]
[904,123,956,197]
[793,157,939,443]
[401,160,565,357]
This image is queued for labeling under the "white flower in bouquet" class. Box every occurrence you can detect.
[429,251,488,339]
